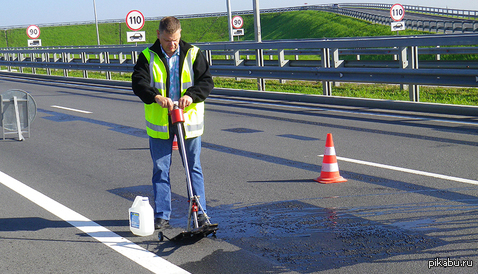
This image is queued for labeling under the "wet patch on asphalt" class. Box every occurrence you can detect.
[210,200,446,273]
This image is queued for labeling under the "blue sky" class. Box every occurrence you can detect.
[1,0,477,28]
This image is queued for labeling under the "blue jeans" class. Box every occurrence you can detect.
[149,128,206,220]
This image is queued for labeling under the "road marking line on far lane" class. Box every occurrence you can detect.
[0,171,189,274]
[51,105,92,114]
[319,155,478,186]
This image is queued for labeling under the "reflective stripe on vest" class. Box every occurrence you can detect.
[142,46,204,139]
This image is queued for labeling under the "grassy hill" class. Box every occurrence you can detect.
[0,10,426,48]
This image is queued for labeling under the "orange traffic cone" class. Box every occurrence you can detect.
[315,133,347,184]
[172,135,179,150]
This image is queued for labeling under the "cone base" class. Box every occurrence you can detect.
[315,176,347,184]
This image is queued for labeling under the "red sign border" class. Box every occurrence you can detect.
[26,25,41,39]
[126,10,145,31]
[232,16,244,29]
[390,4,405,22]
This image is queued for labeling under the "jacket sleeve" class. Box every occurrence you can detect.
[131,53,158,104]
[184,49,214,103]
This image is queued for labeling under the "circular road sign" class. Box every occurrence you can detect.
[232,16,244,29]
[390,4,405,22]
[126,10,145,31]
[26,25,40,39]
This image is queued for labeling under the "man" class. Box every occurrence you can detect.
[132,16,214,229]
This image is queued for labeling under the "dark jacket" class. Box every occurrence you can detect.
[132,39,214,104]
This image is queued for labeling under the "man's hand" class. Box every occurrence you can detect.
[154,95,174,112]
[178,95,193,109]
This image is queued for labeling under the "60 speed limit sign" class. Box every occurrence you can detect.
[390,4,405,22]
[26,25,40,39]
[126,10,145,31]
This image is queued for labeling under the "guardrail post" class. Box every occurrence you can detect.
[234,50,244,81]
[62,53,69,77]
[321,48,332,96]
[118,52,126,76]
[278,49,289,84]
[234,50,243,67]
[105,52,111,80]
[31,53,36,74]
[204,50,212,66]
[19,53,25,73]
[43,53,51,75]
[399,47,408,91]
[256,49,265,91]
[331,48,344,87]
[131,51,138,64]
[408,46,419,102]
[81,52,88,78]
[399,46,419,101]
[6,53,11,72]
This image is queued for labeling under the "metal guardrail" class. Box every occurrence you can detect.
[0,33,477,102]
[338,3,478,20]
[319,5,478,33]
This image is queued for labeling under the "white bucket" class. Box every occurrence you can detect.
[128,196,154,236]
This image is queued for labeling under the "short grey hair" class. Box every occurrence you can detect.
[159,16,181,34]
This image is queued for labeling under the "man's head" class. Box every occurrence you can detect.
[157,17,181,57]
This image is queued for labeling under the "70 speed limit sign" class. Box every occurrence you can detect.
[390,4,405,22]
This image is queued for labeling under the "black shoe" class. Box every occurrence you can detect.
[197,214,208,227]
[155,218,170,230]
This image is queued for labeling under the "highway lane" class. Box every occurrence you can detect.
[1,76,478,273]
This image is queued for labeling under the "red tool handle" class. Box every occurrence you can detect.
[170,105,185,124]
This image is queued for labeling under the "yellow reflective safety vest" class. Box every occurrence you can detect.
[142,46,205,139]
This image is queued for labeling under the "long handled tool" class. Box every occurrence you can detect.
[158,104,218,242]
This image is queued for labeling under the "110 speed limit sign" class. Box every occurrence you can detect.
[126,10,145,31]
[26,25,40,39]
[390,4,405,22]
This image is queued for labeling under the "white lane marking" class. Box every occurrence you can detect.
[0,171,189,274]
[51,105,92,114]
[319,155,478,186]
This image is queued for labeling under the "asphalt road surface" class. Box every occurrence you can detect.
[1,76,477,273]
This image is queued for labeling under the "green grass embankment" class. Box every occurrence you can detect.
[1,10,477,105]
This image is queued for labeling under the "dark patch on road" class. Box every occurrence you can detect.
[209,200,445,273]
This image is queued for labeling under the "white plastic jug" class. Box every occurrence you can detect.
[129,196,154,236]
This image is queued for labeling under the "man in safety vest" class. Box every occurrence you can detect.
[132,16,214,229]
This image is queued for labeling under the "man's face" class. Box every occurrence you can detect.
[157,29,181,57]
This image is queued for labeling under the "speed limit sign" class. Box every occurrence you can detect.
[26,25,40,39]
[390,4,405,22]
[232,16,244,29]
[126,10,145,31]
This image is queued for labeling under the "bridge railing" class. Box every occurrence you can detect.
[315,5,478,33]
[0,33,478,102]
[338,3,478,20]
